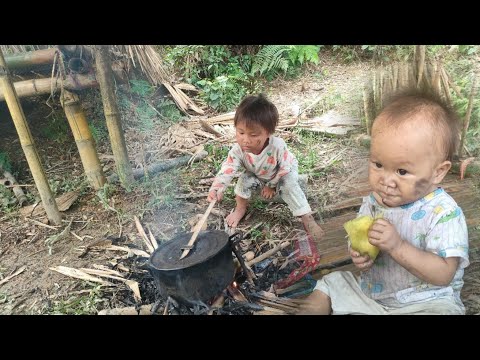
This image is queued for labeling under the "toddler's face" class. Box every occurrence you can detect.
[235,121,270,155]
[368,118,447,207]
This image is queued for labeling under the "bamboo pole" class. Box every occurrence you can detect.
[432,61,442,95]
[363,80,372,135]
[416,45,426,88]
[61,90,106,190]
[459,74,477,157]
[94,45,134,188]
[440,66,452,106]
[5,48,57,71]
[0,74,98,102]
[392,63,399,92]
[0,49,61,225]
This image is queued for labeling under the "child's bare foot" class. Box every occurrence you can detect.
[226,207,247,228]
[302,213,325,242]
[226,195,249,228]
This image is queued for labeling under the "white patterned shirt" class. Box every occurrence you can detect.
[358,188,469,310]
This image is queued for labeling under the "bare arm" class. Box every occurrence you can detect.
[389,240,458,286]
[368,218,458,286]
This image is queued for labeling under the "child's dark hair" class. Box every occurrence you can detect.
[374,87,460,161]
[234,94,279,134]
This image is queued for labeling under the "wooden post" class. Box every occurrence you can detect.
[61,90,106,190]
[0,49,62,225]
[94,45,134,188]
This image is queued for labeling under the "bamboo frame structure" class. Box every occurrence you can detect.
[61,90,106,189]
[94,45,134,188]
[5,48,57,71]
[0,74,98,101]
[0,49,61,225]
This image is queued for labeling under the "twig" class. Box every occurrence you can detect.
[0,266,26,286]
[134,216,154,253]
[26,218,59,230]
[246,241,291,267]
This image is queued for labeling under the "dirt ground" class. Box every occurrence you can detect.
[1,56,479,315]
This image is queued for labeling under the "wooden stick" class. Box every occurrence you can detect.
[147,226,159,250]
[0,266,26,286]
[134,216,154,254]
[246,241,291,267]
[179,199,216,259]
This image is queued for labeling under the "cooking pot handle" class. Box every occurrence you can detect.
[228,231,256,285]
[228,231,243,243]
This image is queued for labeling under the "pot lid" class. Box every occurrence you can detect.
[149,230,229,270]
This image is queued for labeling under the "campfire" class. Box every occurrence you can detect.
[94,217,319,315]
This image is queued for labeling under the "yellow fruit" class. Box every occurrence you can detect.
[343,215,379,261]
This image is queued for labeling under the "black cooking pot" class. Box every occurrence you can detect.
[148,230,239,304]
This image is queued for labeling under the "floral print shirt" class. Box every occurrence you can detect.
[210,136,297,193]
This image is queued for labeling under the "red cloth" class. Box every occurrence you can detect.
[275,233,321,289]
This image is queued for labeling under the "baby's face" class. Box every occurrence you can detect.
[369,118,446,207]
[235,121,270,155]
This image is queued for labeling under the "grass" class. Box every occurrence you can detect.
[46,283,106,315]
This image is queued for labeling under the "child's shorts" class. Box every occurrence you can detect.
[234,168,311,217]
[314,271,464,315]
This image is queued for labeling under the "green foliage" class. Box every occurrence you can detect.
[251,45,322,79]
[96,182,117,210]
[205,143,230,170]
[154,98,185,123]
[42,111,70,143]
[333,45,413,63]
[165,45,261,112]
[49,175,88,196]
[0,152,11,172]
[130,79,155,97]
[137,171,182,212]
[89,122,108,144]
[47,284,106,315]
[457,45,479,56]
[288,45,321,66]
[251,45,291,76]
[197,75,247,112]
[0,184,17,213]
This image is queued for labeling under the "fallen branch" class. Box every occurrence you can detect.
[108,151,208,183]
[98,304,154,315]
[50,266,113,285]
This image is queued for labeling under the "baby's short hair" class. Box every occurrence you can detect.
[374,87,460,161]
[234,94,279,134]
